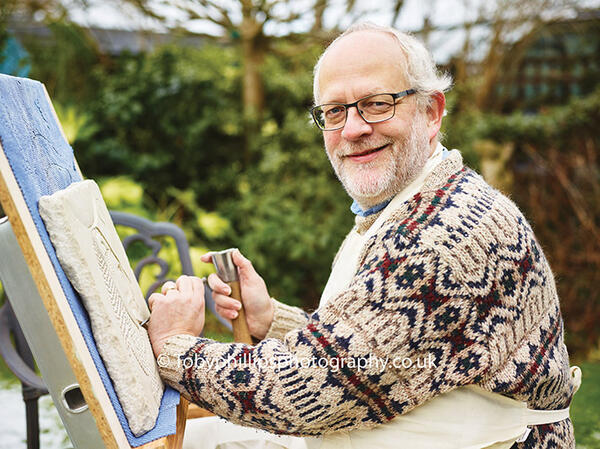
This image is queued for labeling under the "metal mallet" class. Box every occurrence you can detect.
[211,248,253,344]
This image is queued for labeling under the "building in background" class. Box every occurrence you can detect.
[3,17,204,60]
[490,10,600,113]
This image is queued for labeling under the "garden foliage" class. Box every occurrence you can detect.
[5,21,599,357]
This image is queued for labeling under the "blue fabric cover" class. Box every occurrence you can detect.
[0,73,179,447]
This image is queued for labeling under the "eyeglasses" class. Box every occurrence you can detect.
[310,89,417,131]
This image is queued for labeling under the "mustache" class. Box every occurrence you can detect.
[337,139,394,157]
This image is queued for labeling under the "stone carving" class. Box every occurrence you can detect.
[39,180,163,436]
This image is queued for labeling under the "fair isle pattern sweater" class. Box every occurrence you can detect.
[159,151,577,448]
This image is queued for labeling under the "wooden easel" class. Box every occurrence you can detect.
[0,75,187,449]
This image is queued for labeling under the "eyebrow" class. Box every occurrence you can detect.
[321,87,393,104]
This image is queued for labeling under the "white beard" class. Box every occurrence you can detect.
[327,113,431,208]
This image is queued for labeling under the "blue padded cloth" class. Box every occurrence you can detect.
[0,74,179,447]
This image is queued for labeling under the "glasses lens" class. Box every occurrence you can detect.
[313,104,346,130]
[357,94,395,123]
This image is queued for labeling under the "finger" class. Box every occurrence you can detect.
[191,276,204,293]
[165,288,179,299]
[148,292,163,311]
[207,273,231,296]
[191,276,205,301]
[212,292,241,311]
[216,304,238,321]
[176,275,193,298]
[161,281,177,295]
[232,249,258,279]
[200,252,214,263]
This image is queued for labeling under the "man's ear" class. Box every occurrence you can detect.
[426,92,446,144]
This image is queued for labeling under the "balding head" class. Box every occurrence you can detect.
[316,30,409,108]
[313,23,451,110]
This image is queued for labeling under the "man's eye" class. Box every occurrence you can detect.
[324,106,344,118]
[363,100,392,111]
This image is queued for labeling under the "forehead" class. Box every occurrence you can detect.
[318,31,408,103]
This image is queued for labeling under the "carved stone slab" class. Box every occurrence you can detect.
[39,179,163,436]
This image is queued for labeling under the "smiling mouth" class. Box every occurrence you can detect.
[345,144,389,158]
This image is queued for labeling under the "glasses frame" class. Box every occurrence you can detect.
[310,88,417,131]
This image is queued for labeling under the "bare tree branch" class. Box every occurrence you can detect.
[312,0,327,32]
[198,0,235,29]
[390,0,404,27]
[346,0,357,14]
[524,144,600,245]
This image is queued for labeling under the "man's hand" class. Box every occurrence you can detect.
[147,275,205,357]
[201,249,274,340]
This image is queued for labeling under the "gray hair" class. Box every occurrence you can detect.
[313,22,452,110]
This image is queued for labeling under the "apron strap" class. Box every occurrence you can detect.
[525,406,570,426]
[524,365,581,426]
[571,366,582,393]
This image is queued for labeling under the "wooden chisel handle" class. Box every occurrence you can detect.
[226,280,253,344]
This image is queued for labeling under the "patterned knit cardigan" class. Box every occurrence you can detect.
[159,151,578,448]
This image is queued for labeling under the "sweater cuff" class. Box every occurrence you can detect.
[264,298,309,340]
[157,334,202,388]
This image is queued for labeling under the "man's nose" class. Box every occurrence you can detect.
[341,107,372,140]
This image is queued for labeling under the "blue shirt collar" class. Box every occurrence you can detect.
[350,198,392,217]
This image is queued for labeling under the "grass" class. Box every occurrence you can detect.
[0,353,18,387]
[572,362,600,448]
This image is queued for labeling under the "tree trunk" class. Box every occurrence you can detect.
[240,2,265,165]
[475,20,504,110]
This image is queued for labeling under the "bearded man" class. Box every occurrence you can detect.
[147,23,580,449]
